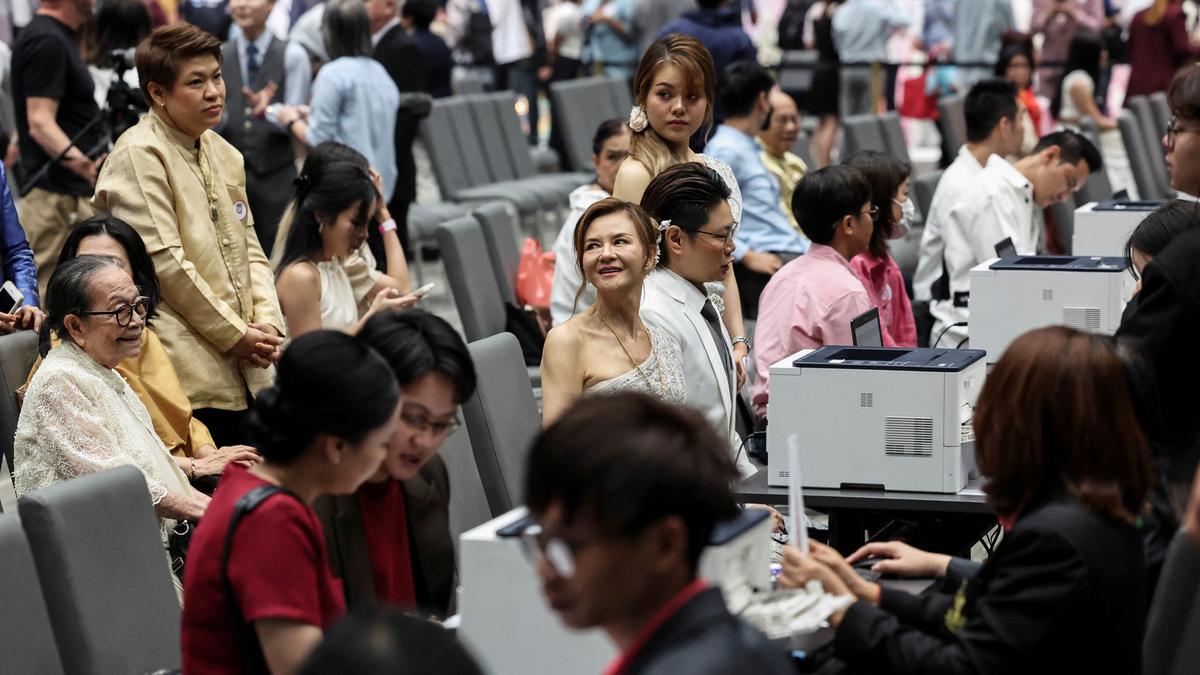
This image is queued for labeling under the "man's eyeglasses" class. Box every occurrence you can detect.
[77,296,149,327]
[693,227,735,246]
[1165,115,1198,147]
[519,524,577,578]
[398,409,461,436]
[860,206,879,219]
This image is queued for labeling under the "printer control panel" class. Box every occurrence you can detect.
[795,346,987,372]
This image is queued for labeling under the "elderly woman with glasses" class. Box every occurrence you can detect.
[15,255,210,526]
[315,309,477,618]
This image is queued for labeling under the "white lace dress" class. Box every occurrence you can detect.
[317,259,360,332]
[14,341,193,510]
[586,325,687,404]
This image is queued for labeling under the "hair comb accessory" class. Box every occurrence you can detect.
[657,218,671,231]
[629,105,649,133]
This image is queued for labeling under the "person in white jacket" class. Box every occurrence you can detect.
[549,119,630,325]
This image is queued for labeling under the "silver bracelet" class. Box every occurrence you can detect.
[732,336,751,350]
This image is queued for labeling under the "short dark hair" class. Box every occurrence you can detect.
[697,0,727,8]
[640,162,732,264]
[1032,129,1103,173]
[1050,31,1103,119]
[591,118,629,156]
[524,393,740,572]
[974,327,1152,523]
[135,22,223,103]
[993,43,1033,79]
[842,150,911,258]
[244,331,400,463]
[401,0,439,30]
[298,605,485,675]
[1168,62,1200,122]
[357,309,478,403]
[39,255,125,357]
[791,165,872,245]
[323,0,373,60]
[964,79,1019,143]
[59,216,161,324]
[1124,199,1200,280]
[717,60,775,118]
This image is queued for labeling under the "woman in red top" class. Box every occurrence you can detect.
[996,43,1045,153]
[844,150,914,347]
[181,331,400,675]
[316,309,477,617]
[1128,0,1200,98]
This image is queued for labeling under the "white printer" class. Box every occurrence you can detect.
[457,507,774,675]
[969,255,1128,365]
[766,346,986,493]
[1072,200,1159,256]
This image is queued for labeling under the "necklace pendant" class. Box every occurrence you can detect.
[210,202,218,221]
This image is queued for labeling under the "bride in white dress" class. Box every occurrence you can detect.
[540,198,686,426]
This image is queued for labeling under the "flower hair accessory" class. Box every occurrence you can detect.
[629,105,648,133]
[649,218,671,269]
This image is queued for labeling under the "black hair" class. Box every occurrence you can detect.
[1032,129,1103,174]
[716,60,775,119]
[83,0,152,68]
[639,162,732,264]
[401,0,439,31]
[298,605,485,675]
[524,392,740,573]
[842,150,911,259]
[697,0,727,8]
[1124,199,1200,280]
[275,160,378,274]
[244,330,399,463]
[993,43,1034,80]
[964,79,1020,143]
[323,0,373,60]
[591,118,629,156]
[1051,31,1104,120]
[58,216,160,323]
[357,309,478,403]
[39,255,124,357]
[791,165,872,245]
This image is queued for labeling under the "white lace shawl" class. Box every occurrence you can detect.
[586,325,687,403]
[14,340,191,506]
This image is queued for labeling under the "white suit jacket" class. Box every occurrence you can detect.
[641,268,756,477]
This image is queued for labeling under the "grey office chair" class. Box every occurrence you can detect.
[436,216,507,343]
[462,333,541,516]
[1128,96,1172,198]
[937,94,967,159]
[473,201,523,306]
[20,466,181,675]
[1149,91,1172,134]
[911,169,943,224]
[442,425,492,548]
[0,513,63,674]
[791,131,816,169]
[1118,109,1165,200]
[841,114,887,157]
[879,112,911,164]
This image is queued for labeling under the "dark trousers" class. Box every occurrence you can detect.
[193,407,252,448]
[245,163,296,259]
[495,57,540,144]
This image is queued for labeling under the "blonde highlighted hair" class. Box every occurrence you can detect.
[629,34,716,178]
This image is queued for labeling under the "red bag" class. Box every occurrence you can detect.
[899,68,939,120]
[516,237,555,310]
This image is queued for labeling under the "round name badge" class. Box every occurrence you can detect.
[234,200,248,221]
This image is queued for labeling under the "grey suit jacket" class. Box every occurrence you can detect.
[1145,531,1200,675]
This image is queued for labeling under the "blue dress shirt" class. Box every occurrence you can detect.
[705,125,808,262]
[304,56,400,200]
[0,161,42,308]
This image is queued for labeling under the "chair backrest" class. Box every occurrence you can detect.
[1128,95,1172,197]
[473,201,523,305]
[602,77,631,119]
[550,77,615,171]
[841,114,887,157]
[465,94,519,183]
[19,466,182,675]
[777,49,817,95]
[879,112,910,163]
[911,169,943,224]
[445,98,493,188]
[436,216,507,341]
[490,93,541,179]
[0,329,37,471]
[419,97,472,197]
[0,513,63,674]
[1149,91,1172,133]
[1118,108,1164,200]
[936,94,967,159]
[462,333,540,515]
[441,425,492,548]
[1047,198,1075,254]
[1075,164,1114,207]
[791,131,815,169]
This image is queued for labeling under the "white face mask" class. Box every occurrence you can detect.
[890,197,915,239]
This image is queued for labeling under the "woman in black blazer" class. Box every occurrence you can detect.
[782,326,1154,674]
[315,309,477,618]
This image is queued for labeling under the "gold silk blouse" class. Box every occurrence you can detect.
[759,147,809,232]
[93,111,285,411]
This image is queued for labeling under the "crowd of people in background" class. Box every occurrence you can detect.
[0,1,1199,674]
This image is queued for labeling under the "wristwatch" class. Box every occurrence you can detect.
[732,336,751,350]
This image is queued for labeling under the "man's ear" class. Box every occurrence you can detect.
[1041,144,1062,166]
[665,226,686,255]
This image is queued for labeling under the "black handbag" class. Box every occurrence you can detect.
[167,519,194,579]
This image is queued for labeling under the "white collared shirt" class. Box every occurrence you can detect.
[929,154,1040,346]
[914,145,987,302]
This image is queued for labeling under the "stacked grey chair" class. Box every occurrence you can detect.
[0,513,62,674]
[840,114,888,157]
[937,94,968,160]
[549,76,633,172]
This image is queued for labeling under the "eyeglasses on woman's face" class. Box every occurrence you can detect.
[78,296,150,327]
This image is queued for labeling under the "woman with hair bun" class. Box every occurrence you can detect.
[181,330,400,675]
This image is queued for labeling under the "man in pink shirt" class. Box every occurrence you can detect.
[751,165,881,420]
